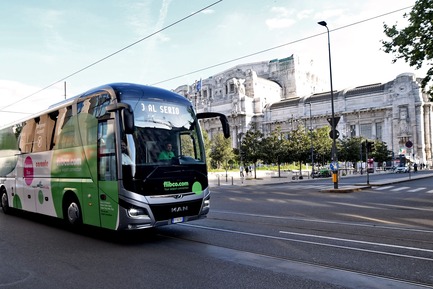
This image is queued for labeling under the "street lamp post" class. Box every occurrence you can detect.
[318,20,338,189]
[308,102,314,178]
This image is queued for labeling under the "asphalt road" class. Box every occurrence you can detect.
[1,174,432,289]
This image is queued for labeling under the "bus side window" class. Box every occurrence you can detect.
[32,114,56,152]
[180,133,196,159]
[52,107,67,150]
[19,119,36,153]
[98,120,117,181]
[53,106,75,149]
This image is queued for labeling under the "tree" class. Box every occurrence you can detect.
[370,140,392,164]
[261,126,286,177]
[240,125,263,179]
[201,129,212,170]
[338,136,365,165]
[312,127,332,166]
[286,124,310,173]
[382,0,433,98]
[209,132,234,177]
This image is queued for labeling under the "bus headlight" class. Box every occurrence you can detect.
[204,199,210,208]
[128,207,147,218]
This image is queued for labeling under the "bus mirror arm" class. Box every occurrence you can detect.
[106,102,134,134]
[106,102,130,112]
[197,112,230,139]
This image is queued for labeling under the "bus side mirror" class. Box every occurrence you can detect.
[123,108,134,134]
[197,112,230,139]
[106,103,135,134]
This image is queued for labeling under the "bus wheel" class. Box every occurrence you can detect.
[64,196,82,226]
[1,189,10,214]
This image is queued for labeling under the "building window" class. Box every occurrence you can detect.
[375,122,382,140]
[360,123,372,139]
[350,125,356,137]
[229,83,235,93]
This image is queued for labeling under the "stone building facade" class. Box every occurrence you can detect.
[174,55,432,166]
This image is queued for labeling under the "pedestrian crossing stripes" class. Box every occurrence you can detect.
[390,186,410,192]
[372,185,432,194]
[211,182,433,194]
[375,186,394,191]
[408,187,425,193]
[283,184,433,194]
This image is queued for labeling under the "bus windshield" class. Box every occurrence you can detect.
[123,99,205,165]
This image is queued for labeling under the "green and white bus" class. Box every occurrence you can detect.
[0,83,229,230]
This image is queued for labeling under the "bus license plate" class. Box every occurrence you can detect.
[172,217,184,223]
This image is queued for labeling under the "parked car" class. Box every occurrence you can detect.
[311,168,331,178]
[394,166,409,173]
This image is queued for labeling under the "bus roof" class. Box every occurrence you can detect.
[1,83,192,129]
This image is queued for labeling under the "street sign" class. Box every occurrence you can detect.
[327,116,341,129]
[330,162,339,171]
[329,129,340,139]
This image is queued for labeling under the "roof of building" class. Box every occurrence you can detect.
[345,83,386,97]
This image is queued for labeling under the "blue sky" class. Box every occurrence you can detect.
[0,0,422,125]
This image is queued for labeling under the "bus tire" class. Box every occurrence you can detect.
[63,195,82,226]
[1,188,10,214]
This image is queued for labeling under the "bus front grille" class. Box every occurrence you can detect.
[150,199,203,221]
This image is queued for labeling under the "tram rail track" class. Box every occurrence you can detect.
[156,210,433,288]
[161,222,433,288]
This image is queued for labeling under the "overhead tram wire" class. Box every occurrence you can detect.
[152,5,413,86]
[0,0,223,113]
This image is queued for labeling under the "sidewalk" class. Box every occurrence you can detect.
[208,170,433,193]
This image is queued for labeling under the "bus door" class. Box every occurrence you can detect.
[97,119,119,230]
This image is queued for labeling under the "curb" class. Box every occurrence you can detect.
[320,185,371,193]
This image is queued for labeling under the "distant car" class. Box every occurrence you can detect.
[394,166,409,173]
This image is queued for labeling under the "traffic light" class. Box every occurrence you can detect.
[366,141,375,153]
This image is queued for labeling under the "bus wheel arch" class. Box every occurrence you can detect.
[0,187,10,214]
[62,191,82,226]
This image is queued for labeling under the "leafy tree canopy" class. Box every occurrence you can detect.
[209,132,234,171]
[240,125,264,178]
[261,126,285,165]
[382,0,433,98]
[338,136,364,164]
[370,140,392,163]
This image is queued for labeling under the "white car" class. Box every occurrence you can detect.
[394,166,409,173]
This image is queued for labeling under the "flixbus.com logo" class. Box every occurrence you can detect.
[163,181,189,189]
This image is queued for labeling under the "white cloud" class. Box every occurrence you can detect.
[270,7,292,17]
[266,6,296,30]
[201,9,214,15]
[314,9,346,22]
[297,9,313,20]
[266,18,296,30]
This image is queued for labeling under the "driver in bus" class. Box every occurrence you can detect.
[121,141,134,165]
[158,143,175,160]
